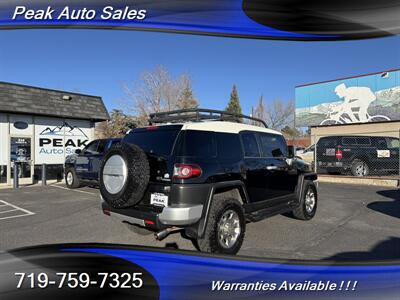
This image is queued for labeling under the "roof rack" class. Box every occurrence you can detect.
[149,108,268,128]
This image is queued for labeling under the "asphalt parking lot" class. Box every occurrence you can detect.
[0,182,399,260]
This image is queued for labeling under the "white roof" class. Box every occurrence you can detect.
[179,121,282,135]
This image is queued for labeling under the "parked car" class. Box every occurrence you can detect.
[296,144,315,164]
[99,109,318,255]
[316,135,399,176]
[65,138,121,188]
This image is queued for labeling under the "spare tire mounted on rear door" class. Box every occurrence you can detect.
[100,143,150,208]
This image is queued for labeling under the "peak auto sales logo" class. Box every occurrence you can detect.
[39,122,89,156]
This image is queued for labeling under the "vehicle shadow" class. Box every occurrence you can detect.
[325,237,400,261]
[367,189,400,219]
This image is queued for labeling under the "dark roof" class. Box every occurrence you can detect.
[0,81,109,121]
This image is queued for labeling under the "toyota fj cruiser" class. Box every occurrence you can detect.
[99,109,318,254]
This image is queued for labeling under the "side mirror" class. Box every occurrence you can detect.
[287,145,295,158]
[75,149,82,155]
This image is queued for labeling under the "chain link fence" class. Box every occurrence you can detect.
[302,130,400,178]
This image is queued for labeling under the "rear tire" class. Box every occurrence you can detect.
[292,180,317,220]
[351,159,369,177]
[65,169,81,189]
[99,143,150,208]
[196,197,245,255]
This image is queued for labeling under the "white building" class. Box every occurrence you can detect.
[0,82,109,186]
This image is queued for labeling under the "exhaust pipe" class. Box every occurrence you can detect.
[154,227,181,240]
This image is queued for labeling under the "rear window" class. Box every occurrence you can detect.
[357,137,371,145]
[123,126,181,156]
[176,130,216,158]
[342,137,356,145]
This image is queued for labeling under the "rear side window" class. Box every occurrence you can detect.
[259,133,287,157]
[319,138,337,148]
[123,126,181,156]
[176,130,216,158]
[241,132,260,157]
[216,133,242,161]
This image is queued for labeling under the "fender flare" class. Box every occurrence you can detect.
[194,181,249,239]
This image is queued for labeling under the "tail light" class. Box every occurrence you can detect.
[173,163,202,179]
[335,149,343,159]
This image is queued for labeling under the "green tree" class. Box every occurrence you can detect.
[177,75,198,109]
[226,85,242,115]
[96,109,137,138]
[281,125,301,139]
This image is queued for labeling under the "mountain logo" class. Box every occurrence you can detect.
[39,121,89,139]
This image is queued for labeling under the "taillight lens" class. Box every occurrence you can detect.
[336,149,343,159]
[173,163,202,179]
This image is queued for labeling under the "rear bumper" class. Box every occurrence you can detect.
[318,161,343,168]
[101,201,203,229]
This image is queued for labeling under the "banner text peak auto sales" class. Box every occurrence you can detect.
[12,6,147,21]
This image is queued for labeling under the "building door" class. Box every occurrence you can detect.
[10,137,33,185]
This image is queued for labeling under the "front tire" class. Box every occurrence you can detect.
[65,169,81,189]
[196,197,245,255]
[292,180,317,220]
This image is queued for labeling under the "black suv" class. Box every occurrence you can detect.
[99,109,318,254]
[316,135,399,177]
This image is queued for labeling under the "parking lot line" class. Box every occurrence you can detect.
[0,200,35,220]
[0,208,18,214]
[51,185,97,195]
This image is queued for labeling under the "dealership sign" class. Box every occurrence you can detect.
[35,120,92,164]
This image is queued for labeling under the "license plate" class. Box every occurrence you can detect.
[150,193,168,207]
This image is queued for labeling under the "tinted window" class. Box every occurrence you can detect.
[97,140,108,153]
[241,132,260,157]
[318,138,337,148]
[111,140,121,146]
[357,137,371,145]
[377,139,387,148]
[259,133,287,157]
[123,126,181,156]
[386,138,399,149]
[342,137,356,145]
[176,130,216,158]
[85,141,99,154]
[216,133,242,161]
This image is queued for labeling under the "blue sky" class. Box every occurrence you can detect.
[0,29,399,115]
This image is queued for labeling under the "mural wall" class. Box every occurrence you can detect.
[295,69,400,127]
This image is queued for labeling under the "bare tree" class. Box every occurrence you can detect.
[253,95,267,123]
[122,65,198,126]
[254,96,294,129]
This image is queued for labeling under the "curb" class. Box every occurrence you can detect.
[318,175,399,188]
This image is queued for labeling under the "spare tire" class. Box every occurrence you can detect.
[99,143,150,208]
